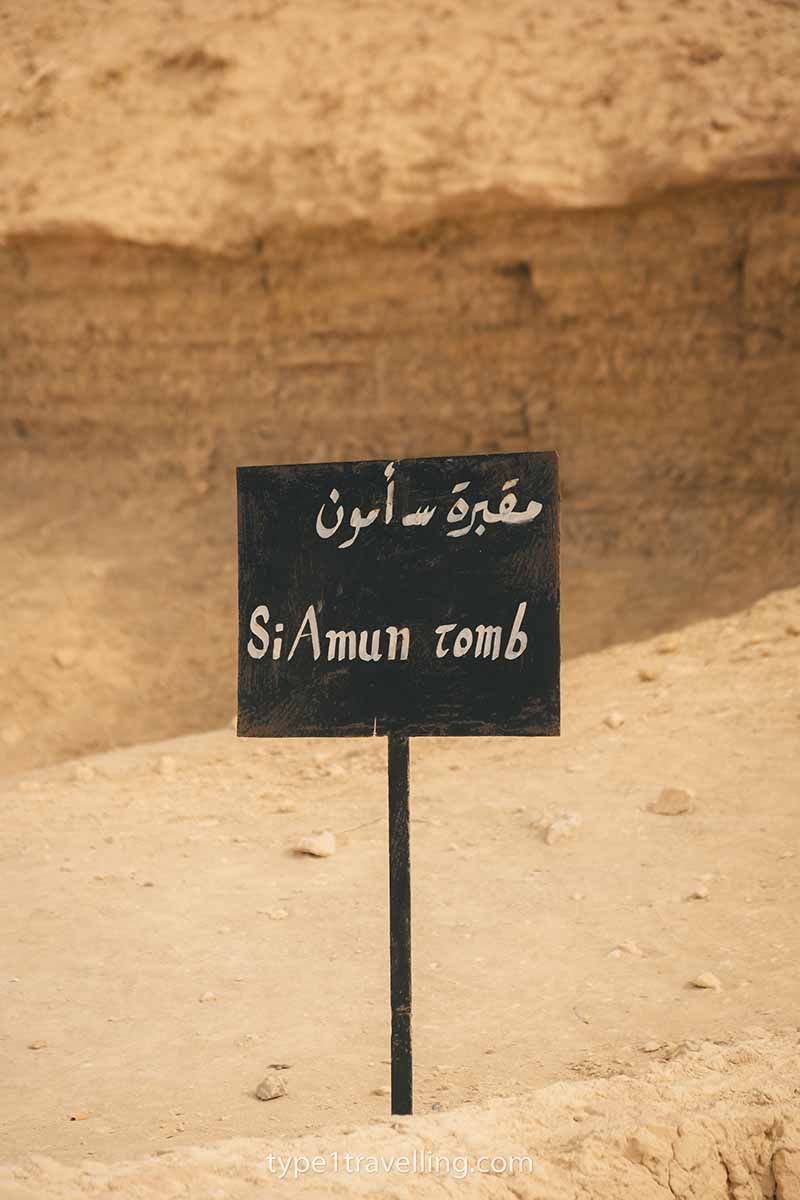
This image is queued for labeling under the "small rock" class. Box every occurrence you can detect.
[690,972,722,991]
[294,830,336,858]
[198,991,217,1003]
[786,623,800,637]
[266,907,289,920]
[267,1062,291,1070]
[638,667,659,682]
[640,1040,662,1053]
[537,812,581,845]
[275,802,296,814]
[54,648,78,669]
[648,787,695,816]
[604,712,625,730]
[255,1073,287,1101]
[28,1040,48,1050]
[372,1085,390,1096]
[687,884,709,900]
[656,636,681,655]
[570,892,584,901]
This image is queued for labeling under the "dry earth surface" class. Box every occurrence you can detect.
[1,587,798,1189]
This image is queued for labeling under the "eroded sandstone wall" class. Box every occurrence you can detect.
[1,179,798,771]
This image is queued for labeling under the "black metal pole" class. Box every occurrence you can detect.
[387,732,412,1115]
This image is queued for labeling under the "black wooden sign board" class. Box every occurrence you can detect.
[237,451,560,1114]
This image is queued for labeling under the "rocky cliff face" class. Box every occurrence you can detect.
[3,180,798,771]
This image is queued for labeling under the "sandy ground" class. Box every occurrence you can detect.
[1,0,799,249]
[1,586,798,1172]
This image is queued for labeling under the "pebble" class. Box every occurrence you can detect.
[786,623,800,637]
[275,802,296,814]
[690,972,722,991]
[198,991,217,1003]
[372,1085,390,1096]
[604,712,624,730]
[687,884,709,900]
[54,647,78,669]
[638,666,659,682]
[255,1073,287,1101]
[640,1040,662,1053]
[28,1040,48,1050]
[656,636,681,655]
[294,830,336,858]
[537,812,581,845]
[648,787,695,816]
[265,907,289,920]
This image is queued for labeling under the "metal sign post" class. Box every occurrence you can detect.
[237,451,560,1117]
[387,732,412,1113]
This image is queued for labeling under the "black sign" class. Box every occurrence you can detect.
[237,451,559,739]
